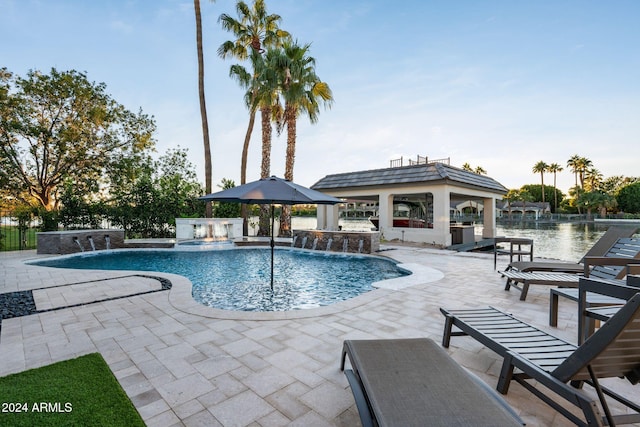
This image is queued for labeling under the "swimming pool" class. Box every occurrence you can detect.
[31,248,409,311]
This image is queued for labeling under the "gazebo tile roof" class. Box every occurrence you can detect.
[311,163,507,194]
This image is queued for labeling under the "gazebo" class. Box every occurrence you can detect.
[311,160,508,247]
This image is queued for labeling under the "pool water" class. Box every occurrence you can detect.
[32,248,409,311]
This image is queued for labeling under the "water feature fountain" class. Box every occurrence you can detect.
[301,236,308,249]
[87,236,96,251]
[105,235,111,250]
[358,239,364,253]
[311,237,319,250]
[291,235,298,248]
[342,238,349,252]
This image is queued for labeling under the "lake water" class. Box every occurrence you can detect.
[286,217,639,262]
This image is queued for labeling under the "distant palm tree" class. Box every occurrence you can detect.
[576,156,593,189]
[548,162,563,213]
[504,189,520,219]
[532,161,549,204]
[567,154,581,187]
[584,167,603,192]
[194,0,213,218]
[474,166,487,175]
[461,162,473,172]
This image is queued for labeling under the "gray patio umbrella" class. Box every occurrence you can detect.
[199,176,342,290]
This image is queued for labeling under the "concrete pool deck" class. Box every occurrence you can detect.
[1,244,639,426]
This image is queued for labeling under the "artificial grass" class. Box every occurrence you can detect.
[0,353,145,427]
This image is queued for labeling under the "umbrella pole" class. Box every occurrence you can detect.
[270,204,275,291]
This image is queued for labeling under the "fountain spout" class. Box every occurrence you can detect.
[87,236,96,251]
[311,237,319,250]
[73,237,85,252]
[325,238,333,252]
[291,235,298,248]
[342,238,349,253]
[358,239,364,253]
[301,236,308,249]
[104,235,111,250]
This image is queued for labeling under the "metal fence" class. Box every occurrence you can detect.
[0,210,38,251]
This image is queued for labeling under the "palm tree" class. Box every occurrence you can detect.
[194,0,213,218]
[548,162,563,213]
[532,161,549,204]
[218,0,289,235]
[270,41,333,236]
[567,154,581,187]
[576,156,593,189]
[584,167,603,192]
[474,166,487,175]
[461,163,473,172]
[504,189,520,220]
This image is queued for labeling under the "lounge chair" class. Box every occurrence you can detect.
[441,296,640,426]
[498,238,640,300]
[339,338,524,426]
[550,265,640,342]
[505,225,637,273]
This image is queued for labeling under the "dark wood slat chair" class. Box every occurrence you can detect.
[499,238,640,300]
[441,297,640,427]
[505,226,637,273]
[550,265,640,343]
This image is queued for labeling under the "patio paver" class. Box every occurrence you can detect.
[2,245,639,426]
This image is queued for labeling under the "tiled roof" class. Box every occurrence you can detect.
[311,163,508,194]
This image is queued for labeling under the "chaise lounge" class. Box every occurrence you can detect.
[340,338,524,426]
[504,226,637,274]
[498,237,640,300]
[441,296,640,426]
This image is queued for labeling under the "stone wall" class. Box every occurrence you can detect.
[291,230,379,254]
[37,230,125,254]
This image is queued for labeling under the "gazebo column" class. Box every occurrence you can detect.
[482,196,497,238]
[316,205,327,230]
[377,192,394,236]
[433,187,451,246]
[316,204,340,230]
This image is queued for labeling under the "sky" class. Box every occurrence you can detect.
[2,0,639,194]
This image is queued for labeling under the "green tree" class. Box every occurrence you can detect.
[194,0,214,218]
[532,161,549,204]
[214,178,242,217]
[106,148,203,238]
[548,162,563,213]
[617,182,640,213]
[272,40,333,236]
[601,175,639,196]
[0,68,155,210]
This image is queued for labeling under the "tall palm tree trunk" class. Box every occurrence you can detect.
[240,106,257,236]
[258,106,272,236]
[553,172,558,214]
[279,104,296,237]
[194,0,212,219]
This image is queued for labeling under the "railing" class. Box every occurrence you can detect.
[390,155,450,168]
